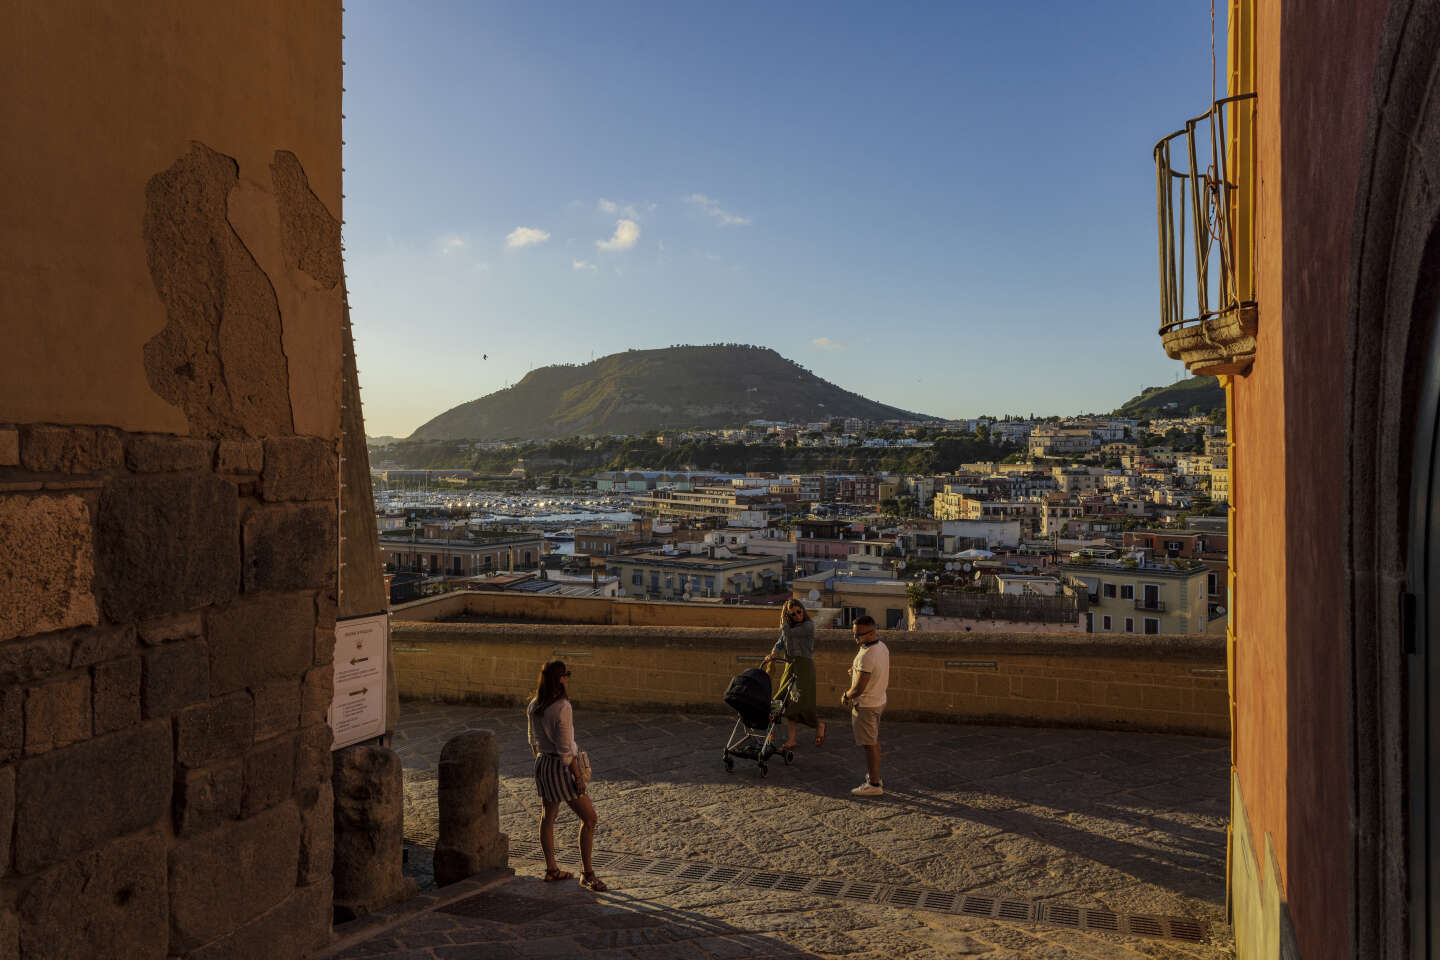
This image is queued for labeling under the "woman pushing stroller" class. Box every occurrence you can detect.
[763,600,827,750]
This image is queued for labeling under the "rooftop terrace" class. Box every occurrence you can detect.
[323,702,1233,959]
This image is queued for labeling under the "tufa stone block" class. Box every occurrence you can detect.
[124,434,211,473]
[24,673,91,754]
[137,610,203,646]
[261,436,336,502]
[0,633,71,687]
[216,438,264,476]
[174,758,243,837]
[251,678,302,741]
[168,801,301,952]
[297,783,333,885]
[97,472,239,623]
[243,733,297,817]
[242,502,336,593]
[0,763,13,870]
[301,664,333,726]
[14,720,171,873]
[332,745,409,920]
[207,593,315,697]
[142,639,209,718]
[0,428,17,466]
[70,623,137,669]
[434,730,509,885]
[0,909,13,960]
[19,425,123,473]
[294,721,333,792]
[188,875,331,960]
[176,692,254,767]
[18,830,168,960]
[0,686,21,763]
[92,656,142,734]
[0,494,98,642]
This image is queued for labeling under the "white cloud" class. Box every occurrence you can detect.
[438,232,467,254]
[596,219,640,252]
[598,198,641,219]
[571,258,597,272]
[505,226,551,249]
[685,193,752,226]
[812,337,845,351]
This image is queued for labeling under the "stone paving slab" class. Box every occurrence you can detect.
[373,702,1234,959]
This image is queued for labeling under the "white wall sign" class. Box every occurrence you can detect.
[330,613,388,750]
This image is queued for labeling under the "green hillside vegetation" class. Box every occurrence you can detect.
[372,430,1015,478]
[409,344,931,441]
[1113,375,1224,418]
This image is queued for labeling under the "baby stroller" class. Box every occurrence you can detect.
[721,658,796,777]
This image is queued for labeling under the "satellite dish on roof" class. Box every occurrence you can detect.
[963,562,973,572]
[945,562,954,571]
[807,589,820,602]
[683,592,692,601]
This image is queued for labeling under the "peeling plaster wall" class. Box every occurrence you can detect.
[0,1,342,435]
[0,3,356,957]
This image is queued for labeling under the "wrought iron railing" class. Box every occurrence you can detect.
[1154,93,1257,371]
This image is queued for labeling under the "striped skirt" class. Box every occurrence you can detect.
[534,753,580,805]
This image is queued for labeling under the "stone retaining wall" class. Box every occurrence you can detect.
[392,623,1228,737]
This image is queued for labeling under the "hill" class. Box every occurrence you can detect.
[409,345,932,441]
[1113,376,1224,418]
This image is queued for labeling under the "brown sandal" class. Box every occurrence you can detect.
[543,867,572,882]
[580,871,608,892]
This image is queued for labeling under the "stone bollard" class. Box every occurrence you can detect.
[433,730,510,886]
[332,744,415,921]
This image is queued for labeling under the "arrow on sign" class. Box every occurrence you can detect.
[350,657,369,665]
[348,688,368,697]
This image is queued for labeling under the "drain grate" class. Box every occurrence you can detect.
[504,846,1214,944]
[887,887,922,908]
[841,881,879,902]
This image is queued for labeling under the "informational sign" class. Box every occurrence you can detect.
[330,613,388,750]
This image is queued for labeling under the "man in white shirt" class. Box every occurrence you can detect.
[840,615,889,797]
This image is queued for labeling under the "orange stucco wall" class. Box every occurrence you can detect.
[0,2,343,436]
[1232,0,1288,895]
[1232,2,1390,956]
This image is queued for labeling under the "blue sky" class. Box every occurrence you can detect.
[343,2,1221,437]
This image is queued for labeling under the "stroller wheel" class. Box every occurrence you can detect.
[783,750,794,765]
[758,763,768,778]
[723,755,734,772]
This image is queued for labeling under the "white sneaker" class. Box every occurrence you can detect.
[850,779,884,797]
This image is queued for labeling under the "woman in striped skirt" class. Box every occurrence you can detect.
[527,660,606,891]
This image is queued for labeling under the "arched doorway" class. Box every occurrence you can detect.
[1346,3,1440,954]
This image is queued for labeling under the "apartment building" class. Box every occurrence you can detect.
[1059,558,1210,635]
[1028,425,1096,456]
[1209,467,1230,503]
[609,550,785,600]
[633,486,787,523]
[791,571,909,629]
[380,532,545,576]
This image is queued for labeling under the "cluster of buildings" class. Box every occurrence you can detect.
[378,415,1231,637]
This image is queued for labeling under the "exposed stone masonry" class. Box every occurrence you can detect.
[0,423,339,958]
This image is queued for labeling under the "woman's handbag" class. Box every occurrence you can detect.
[576,751,593,782]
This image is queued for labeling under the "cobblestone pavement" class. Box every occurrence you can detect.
[352,701,1233,959]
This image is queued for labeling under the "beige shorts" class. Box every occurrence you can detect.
[850,706,883,746]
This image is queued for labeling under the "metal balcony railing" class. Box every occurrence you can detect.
[1134,598,1166,612]
[1155,93,1257,375]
